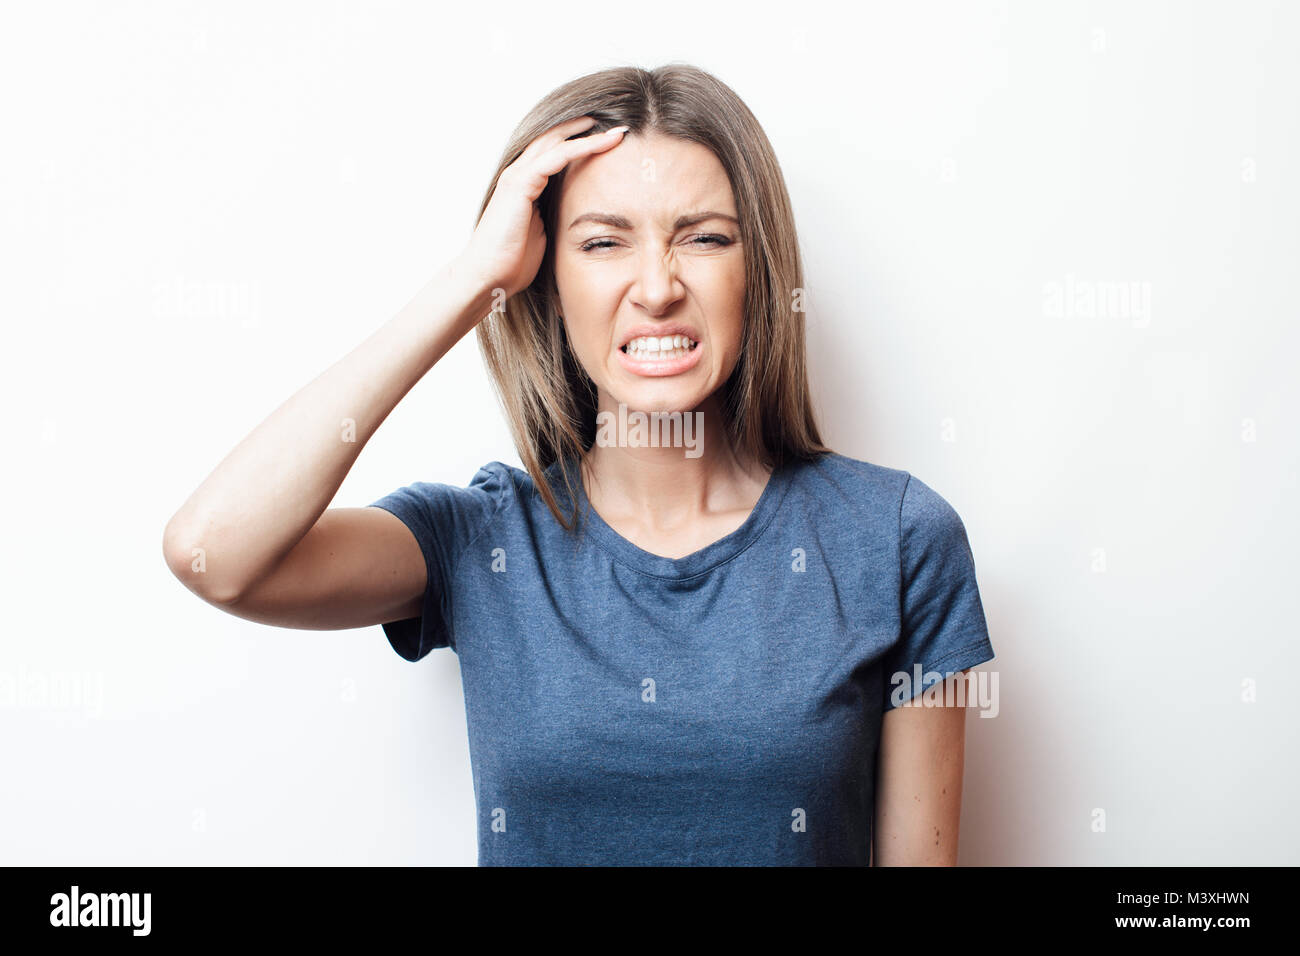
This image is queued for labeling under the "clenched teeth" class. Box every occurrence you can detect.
[623,335,698,359]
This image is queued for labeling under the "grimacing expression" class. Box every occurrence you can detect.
[553,131,746,415]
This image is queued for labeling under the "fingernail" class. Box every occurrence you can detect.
[607,126,629,136]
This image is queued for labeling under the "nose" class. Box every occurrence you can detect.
[629,248,684,317]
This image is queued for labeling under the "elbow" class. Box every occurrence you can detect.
[162,515,245,606]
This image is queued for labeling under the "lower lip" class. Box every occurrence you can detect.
[616,342,703,377]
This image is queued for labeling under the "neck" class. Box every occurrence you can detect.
[579,393,771,531]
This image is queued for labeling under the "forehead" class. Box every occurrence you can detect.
[557,131,736,217]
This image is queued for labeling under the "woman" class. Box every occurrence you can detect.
[163,63,995,866]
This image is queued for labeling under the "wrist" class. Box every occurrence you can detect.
[442,254,500,305]
[434,256,502,333]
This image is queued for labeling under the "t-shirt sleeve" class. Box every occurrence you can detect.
[882,474,995,710]
[366,461,510,661]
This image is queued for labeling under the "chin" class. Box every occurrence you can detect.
[612,383,708,415]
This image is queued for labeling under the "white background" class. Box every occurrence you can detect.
[2,0,1296,865]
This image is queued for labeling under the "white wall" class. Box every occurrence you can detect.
[2,0,1295,865]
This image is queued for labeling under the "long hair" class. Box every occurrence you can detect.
[473,63,830,530]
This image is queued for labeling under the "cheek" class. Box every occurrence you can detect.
[555,255,619,314]
[705,264,747,359]
[559,312,611,376]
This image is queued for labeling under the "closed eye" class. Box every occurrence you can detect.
[579,234,734,253]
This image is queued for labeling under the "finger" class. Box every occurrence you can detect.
[517,115,599,164]
[531,125,628,180]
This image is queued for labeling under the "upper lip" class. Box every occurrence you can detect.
[618,323,702,349]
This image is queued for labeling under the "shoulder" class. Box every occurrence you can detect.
[899,473,968,535]
[432,459,533,500]
[896,473,977,573]
[791,452,973,549]
[470,460,525,495]
[454,460,535,518]
[466,459,584,524]
[369,460,523,521]
[776,451,911,549]
[789,450,910,509]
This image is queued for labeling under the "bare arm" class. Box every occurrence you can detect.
[162,258,495,609]
[162,115,629,626]
[872,671,970,866]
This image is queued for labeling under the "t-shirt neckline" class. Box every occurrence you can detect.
[552,454,794,580]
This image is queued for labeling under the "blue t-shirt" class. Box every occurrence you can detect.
[368,451,994,866]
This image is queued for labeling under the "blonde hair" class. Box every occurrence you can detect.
[473,63,830,530]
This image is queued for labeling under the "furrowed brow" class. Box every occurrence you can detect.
[672,211,739,230]
[567,211,739,231]
[568,212,633,230]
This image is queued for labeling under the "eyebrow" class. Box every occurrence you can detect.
[567,210,740,231]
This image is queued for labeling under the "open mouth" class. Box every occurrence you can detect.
[619,335,700,361]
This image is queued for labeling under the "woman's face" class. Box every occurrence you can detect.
[553,131,745,417]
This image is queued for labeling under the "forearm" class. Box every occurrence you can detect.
[163,256,497,603]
